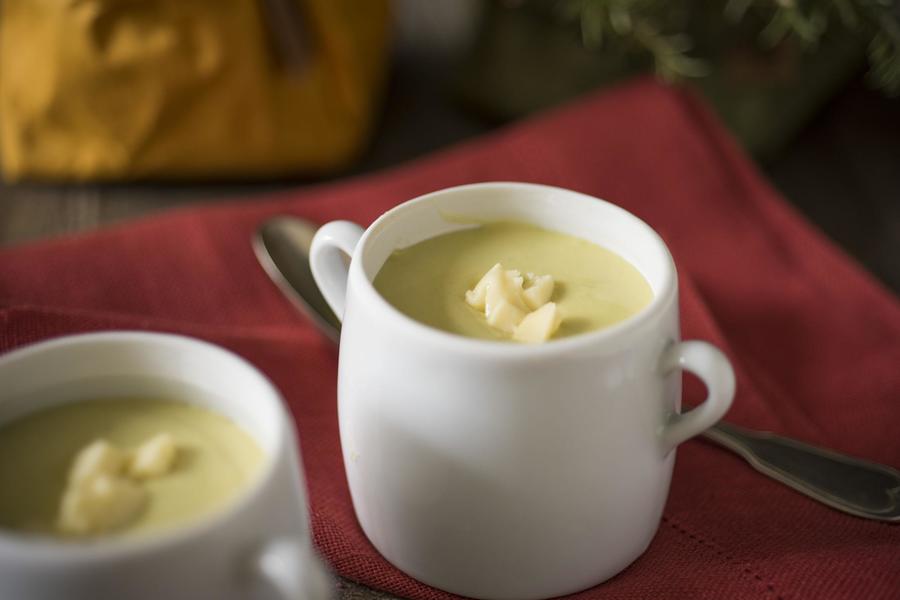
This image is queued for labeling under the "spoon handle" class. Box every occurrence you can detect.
[703,422,900,522]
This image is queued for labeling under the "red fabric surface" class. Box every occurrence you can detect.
[1,78,899,599]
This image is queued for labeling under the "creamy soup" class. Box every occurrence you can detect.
[373,221,654,342]
[0,399,263,538]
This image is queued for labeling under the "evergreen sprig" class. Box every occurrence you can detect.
[559,0,900,94]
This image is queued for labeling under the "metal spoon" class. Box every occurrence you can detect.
[254,215,900,522]
[253,216,341,345]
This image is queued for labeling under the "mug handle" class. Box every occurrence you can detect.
[309,220,365,322]
[660,341,735,452]
[251,539,333,600]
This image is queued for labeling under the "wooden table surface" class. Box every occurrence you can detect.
[0,60,896,600]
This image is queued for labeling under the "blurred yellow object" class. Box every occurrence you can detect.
[0,0,390,181]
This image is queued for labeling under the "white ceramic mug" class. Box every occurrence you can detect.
[311,182,736,600]
[0,332,332,600]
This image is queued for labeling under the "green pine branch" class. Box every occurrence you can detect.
[558,0,900,95]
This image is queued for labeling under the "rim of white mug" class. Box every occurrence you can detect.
[0,331,286,562]
[352,182,678,357]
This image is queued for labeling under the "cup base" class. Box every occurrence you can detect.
[356,515,656,600]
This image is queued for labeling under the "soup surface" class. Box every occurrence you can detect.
[373,221,654,341]
[0,398,263,538]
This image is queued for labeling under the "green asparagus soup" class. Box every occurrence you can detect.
[373,221,654,342]
[0,399,263,538]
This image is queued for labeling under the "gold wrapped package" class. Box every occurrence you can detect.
[0,0,389,181]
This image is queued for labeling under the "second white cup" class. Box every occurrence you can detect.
[0,332,332,600]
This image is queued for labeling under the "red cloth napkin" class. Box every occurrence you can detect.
[2,78,899,599]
